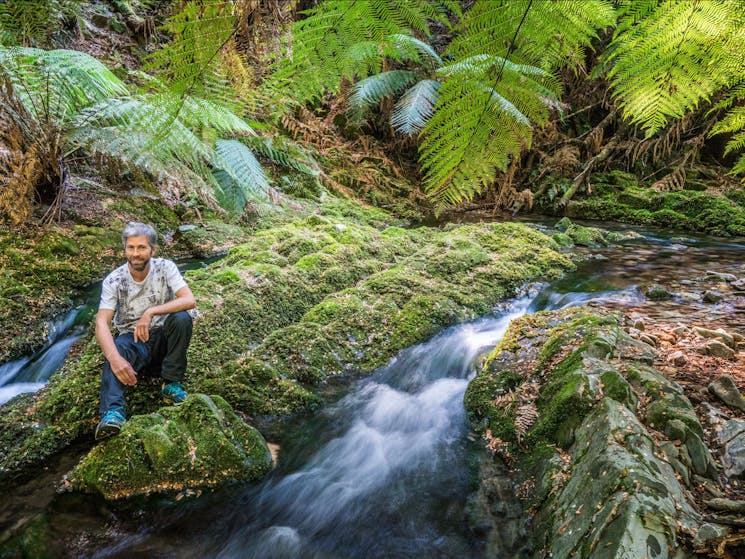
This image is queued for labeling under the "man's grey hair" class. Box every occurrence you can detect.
[122,222,158,248]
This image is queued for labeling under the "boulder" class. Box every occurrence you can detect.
[718,419,745,479]
[646,284,674,300]
[708,375,745,413]
[705,340,736,359]
[67,394,272,500]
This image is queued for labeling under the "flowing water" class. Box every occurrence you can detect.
[3,223,745,558]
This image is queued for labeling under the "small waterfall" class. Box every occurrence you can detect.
[208,299,531,559]
[0,305,90,406]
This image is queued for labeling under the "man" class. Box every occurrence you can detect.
[95,221,196,440]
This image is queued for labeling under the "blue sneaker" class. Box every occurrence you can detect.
[95,409,126,441]
[161,381,188,404]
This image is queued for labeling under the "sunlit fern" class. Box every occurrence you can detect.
[420,0,615,209]
[604,0,745,137]
[0,46,265,220]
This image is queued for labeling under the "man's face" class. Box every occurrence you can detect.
[125,235,156,272]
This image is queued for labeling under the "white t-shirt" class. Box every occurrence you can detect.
[99,258,187,334]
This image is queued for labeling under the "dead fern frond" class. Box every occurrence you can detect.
[651,166,686,191]
[542,145,581,176]
[491,390,518,409]
[515,402,538,442]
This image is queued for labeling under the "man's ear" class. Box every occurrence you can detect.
[152,246,158,256]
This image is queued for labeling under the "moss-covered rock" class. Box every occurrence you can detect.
[67,394,271,500]
[465,306,709,558]
[561,182,745,237]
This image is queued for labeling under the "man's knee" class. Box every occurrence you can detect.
[113,334,140,360]
[166,311,193,334]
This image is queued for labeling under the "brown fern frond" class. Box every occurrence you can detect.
[514,402,538,442]
[491,390,518,409]
[651,166,686,191]
[0,144,40,225]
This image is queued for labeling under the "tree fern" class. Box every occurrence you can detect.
[419,0,614,209]
[604,0,745,137]
[0,46,275,220]
[266,0,458,108]
[0,0,82,47]
[0,47,128,125]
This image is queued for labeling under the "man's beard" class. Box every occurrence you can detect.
[128,257,150,272]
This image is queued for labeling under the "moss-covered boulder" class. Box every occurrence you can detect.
[556,173,745,237]
[465,307,709,558]
[67,394,271,500]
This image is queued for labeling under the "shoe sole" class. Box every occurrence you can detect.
[95,424,121,441]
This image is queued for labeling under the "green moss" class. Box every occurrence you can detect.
[563,183,745,236]
[70,394,271,500]
[600,370,638,407]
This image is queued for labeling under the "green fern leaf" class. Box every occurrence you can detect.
[0,46,128,125]
[605,0,745,137]
[350,70,419,110]
[213,138,274,213]
[391,79,440,135]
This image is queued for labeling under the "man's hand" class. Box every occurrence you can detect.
[134,310,153,343]
[109,354,138,386]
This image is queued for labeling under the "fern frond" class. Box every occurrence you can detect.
[266,0,456,107]
[144,0,241,111]
[68,96,214,174]
[605,0,745,137]
[391,79,440,135]
[386,33,442,66]
[420,52,559,208]
[350,70,419,111]
[0,46,128,125]
[448,1,615,70]
[420,71,533,207]
[0,0,82,46]
[244,136,321,176]
[213,139,274,213]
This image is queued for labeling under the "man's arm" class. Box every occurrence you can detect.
[133,285,196,343]
[95,308,138,386]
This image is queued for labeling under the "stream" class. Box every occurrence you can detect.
[2,223,745,558]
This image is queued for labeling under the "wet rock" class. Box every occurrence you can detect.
[718,419,745,479]
[694,326,736,348]
[708,375,745,413]
[705,340,736,359]
[669,350,687,366]
[646,284,674,300]
[706,271,737,282]
[702,290,724,303]
[732,278,745,291]
[638,333,657,347]
[703,498,745,513]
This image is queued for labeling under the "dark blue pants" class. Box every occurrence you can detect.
[99,311,193,415]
